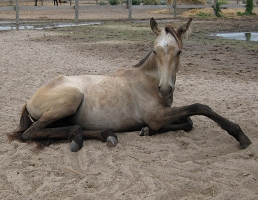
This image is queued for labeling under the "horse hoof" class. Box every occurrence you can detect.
[70,137,83,152]
[70,140,80,152]
[184,117,194,132]
[139,127,149,136]
[240,137,252,149]
[70,133,83,152]
[107,136,117,147]
[183,124,193,132]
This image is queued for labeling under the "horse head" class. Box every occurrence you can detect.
[150,18,192,99]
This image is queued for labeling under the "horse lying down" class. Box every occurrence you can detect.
[8,18,251,152]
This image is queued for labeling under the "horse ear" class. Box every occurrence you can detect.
[177,18,192,38]
[150,18,161,35]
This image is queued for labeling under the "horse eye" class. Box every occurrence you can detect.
[177,50,182,56]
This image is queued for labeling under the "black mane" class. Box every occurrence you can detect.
[133,50,153,68]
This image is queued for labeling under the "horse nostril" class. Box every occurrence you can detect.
[158,86,161,92]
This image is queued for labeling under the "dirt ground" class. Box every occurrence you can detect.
[0,7,258,200]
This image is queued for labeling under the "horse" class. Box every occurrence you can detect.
[34,0,61,6]
[53,0,61,6]
[34,0,42,6]
[8,18,251,152]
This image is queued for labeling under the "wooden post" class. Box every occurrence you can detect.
[169,3,173,14]
[15,0,19,26]
[173,0,177,18]
[128,0,132,19]
[75,0,79,23]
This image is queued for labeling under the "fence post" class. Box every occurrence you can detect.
[15,0,19,26]
[173,0,177,18]
[169,3,173,14]
[128,0,132,19]
[75,0,79,23]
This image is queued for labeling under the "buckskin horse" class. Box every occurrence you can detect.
[8,18,251,152]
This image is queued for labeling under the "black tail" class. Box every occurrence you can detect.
[7,104,33,141]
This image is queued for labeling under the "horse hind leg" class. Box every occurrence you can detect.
[15,111,118,152]
[19,117,83,152]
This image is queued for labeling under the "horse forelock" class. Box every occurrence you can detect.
[165,26,183,49]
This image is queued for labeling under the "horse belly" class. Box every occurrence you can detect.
[71,90,144,132]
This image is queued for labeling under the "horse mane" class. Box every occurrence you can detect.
[133,50,153,68]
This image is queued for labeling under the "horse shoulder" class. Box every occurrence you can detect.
[125,69,172,128]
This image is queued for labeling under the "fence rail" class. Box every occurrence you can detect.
[0,0,256,25]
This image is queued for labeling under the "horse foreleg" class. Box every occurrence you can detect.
[139,117,193,136]
[148,103,251,149]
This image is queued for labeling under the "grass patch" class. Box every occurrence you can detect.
[48,22,155,45]
[196,12,213,18]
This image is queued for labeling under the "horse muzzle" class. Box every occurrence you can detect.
[158,85,174,99]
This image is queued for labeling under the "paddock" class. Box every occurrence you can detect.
[0,13,258,199]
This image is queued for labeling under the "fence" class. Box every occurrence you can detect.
[0,0,256,25]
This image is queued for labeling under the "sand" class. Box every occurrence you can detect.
[0,8,258,200]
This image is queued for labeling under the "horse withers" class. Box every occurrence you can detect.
[8,18,251,152]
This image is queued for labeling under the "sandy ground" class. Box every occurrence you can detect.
[0,8,258,200]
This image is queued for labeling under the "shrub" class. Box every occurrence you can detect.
[99,1,108,5]
[237,0,255,15]
[212,0,227,17]
[143,0,160,5]
[109,0,120,5]
[245,0,255,14]
[127,0,141,5]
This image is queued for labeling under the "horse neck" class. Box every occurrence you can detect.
[135,51,158,78]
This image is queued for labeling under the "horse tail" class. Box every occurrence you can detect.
[7,104,33,141]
